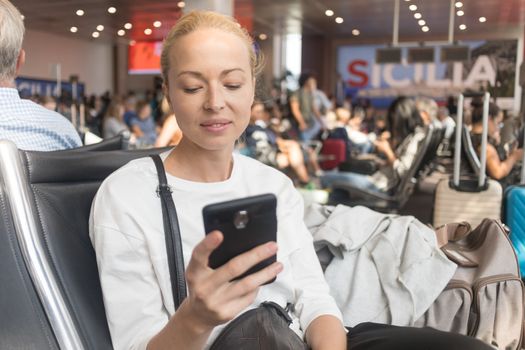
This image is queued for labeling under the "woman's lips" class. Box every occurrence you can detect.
[200,120,232,132]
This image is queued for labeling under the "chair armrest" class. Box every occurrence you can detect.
[338,158,378,175]
[331,179,395,203]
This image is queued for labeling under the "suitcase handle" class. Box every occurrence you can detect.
[453,92,490,189]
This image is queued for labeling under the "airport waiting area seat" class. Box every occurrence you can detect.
[325,125,444,212]
[0,140,165,349]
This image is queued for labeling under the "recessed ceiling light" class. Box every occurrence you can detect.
[153,21,162,28]
[422,26,430,32]
[129,40,136,46]
[457,10,464,16]
[418,19,426,26]
[177,1,185,8]
[92,31,99,38]
[414,12,422,19]
[325,9,334,16]
[20,14,25,20]
[144,28,152,35]
[335,17,344,24]
[124,23,132,30]
[455,2,463,8]
[70,26,78,33]
[404,0,411,2]
[76,9,84,16]
[258,33,268,40]
[96,25,104,31]
[479,16,487,22]
[117,29,125,36]
[409,4,417,11]
[352,29,360,36]
[459,24,467,30]
[108,7,116,14]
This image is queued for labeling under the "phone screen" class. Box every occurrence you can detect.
[202,193,277,283]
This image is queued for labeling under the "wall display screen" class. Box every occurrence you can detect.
[128,41,162,75]
[337,40,518,109]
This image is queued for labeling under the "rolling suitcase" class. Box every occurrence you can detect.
[505,126,525,278]
[433,92,502,228]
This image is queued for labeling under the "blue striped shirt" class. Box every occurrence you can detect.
[0,88,82,151]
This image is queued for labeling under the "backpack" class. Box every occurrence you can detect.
[415,219,524,349]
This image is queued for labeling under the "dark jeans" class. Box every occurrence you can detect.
[346,323,493,350]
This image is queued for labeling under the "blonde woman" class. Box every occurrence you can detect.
[90,10,491,350]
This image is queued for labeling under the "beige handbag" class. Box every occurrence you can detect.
[415,219,524,349]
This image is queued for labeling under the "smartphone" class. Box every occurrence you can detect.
[202,193,277,283]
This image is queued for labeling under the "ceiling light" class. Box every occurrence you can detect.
[153,21,162,28]
[335,17,344,24]
[325,9,334,16]
[20,14,25,20]
[129,40,136,46]
[108,7,116,14]
[459,24,467,30]
[96,25,104,31]
[479,16,487,22]
[76,9,84,16]
[144,28,152,35]
[457,10,464,16]
[352,29,360,36]
[124,23,132,30]
[177,1,185,8]
[404,0,411,2]
[455,2,463,8]
[414,12,422,19]
[258,33,268,40]
[409,4,417,11]
[70,26,78,33]
[418,19,426,26]
[422,26,430,32]
[117,29,125,36]
[92,32,99,38]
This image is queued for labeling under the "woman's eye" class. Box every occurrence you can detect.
[183,87,201,94]
[225,84,241,90]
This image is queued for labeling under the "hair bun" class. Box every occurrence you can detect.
[470,97,484,108]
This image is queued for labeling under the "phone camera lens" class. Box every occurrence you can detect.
[234,210,249,229]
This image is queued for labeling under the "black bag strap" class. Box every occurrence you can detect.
[150,154,187,308]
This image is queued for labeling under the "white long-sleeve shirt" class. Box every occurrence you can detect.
[89,152,342,350]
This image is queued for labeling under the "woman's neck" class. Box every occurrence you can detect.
[164,142,234,183]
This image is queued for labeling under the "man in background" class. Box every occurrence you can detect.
[0,0,81,151]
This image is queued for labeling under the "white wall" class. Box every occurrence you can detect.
[19,29,113,95]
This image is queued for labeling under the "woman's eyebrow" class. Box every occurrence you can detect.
[176,68,245,79]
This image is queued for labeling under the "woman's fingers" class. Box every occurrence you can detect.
[186,231,223,274]
[214,241,278,284]
[229,261,283,296]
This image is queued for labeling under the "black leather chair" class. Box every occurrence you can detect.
[327,125,444,212]
[0,140,166,349]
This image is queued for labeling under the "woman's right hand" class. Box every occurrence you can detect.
[180,231,283,333]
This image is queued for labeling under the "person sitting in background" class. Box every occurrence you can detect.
[155,97,183,147]
[122,96,138,127]
[321,97,435,193]
[437,106,455,140]
[39,95,57,111]
[470,100,523,186]
[130,100,158,147]
[102,99,129,139]
[245,101,313,186]
[0,0,81,151]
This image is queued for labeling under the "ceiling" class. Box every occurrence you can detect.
[11,0,525,44]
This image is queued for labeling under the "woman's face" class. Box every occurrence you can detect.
[165,28,255,153]
[488,111,503,141]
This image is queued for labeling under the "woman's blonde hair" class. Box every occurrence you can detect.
[160,10,264,84]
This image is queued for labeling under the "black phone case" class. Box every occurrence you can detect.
[202,193,277,283]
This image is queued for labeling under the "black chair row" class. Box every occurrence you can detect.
[0,139,166,349]
[326,125,445,212]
